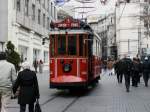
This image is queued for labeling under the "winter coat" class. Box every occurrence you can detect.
[107,61,114,70]
[13,69,40,104]
[132,61,140,72]
[0,60,17,89]
[142,61,150,73]
[122,58,133,74]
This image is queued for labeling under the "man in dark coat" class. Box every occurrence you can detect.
[132,58,140,87]
[142,57,150,87]
[13,63,40,112]
[114,60,124,83]
[122,55,133,92]
[33,59,38,73]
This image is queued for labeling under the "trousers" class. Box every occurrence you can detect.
[0,89,11,112]
[124,73,130,91]
[20,104,34,112]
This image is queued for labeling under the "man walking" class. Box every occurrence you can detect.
[0,52,17,112]
[33,59,38,73]
[122,55,133,92]
[132,58,140,87]
[142,57,150,87]
[114,59,124,83]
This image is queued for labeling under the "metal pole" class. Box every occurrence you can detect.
[0,93,1,112]
[0,42,5,52]
[128,39,130,54]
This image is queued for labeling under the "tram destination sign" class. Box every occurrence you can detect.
[54,18,80,29]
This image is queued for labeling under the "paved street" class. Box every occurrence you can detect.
[7,70,150,112]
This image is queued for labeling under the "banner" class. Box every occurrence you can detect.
[54,0,70,6]
[54,0,65,6]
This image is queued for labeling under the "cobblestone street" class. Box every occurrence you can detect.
[7,71,150,112]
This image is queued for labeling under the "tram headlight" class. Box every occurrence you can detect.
[63,64,72,73]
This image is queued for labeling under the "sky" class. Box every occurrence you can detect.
[60,0,118,18]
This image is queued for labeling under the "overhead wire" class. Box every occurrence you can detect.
[118,1,127,22]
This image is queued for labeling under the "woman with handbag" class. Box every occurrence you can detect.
[13,62,40,112]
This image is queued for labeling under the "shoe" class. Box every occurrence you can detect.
[126,89,130,92]
[135,85,138,87]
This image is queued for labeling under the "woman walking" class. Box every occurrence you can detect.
[13,63,40,112]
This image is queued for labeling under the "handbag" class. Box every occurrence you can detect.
[34,99,42,112]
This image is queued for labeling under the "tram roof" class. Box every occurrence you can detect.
[49,29,92,35]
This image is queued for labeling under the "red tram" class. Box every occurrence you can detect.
[49,18,102,89]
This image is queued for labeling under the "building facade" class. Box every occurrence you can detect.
[0,0,57,70]
[88,14,116,60]
[106,13,116,59]
[116,0,150,58]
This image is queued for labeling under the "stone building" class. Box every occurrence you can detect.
[116,0,150,58]
[0,0,57,70]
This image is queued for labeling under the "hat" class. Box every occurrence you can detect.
[0,52,6,60]
[144,57,148,60]
[22,61,30,69]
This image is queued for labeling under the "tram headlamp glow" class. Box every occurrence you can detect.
[63,64,72,72]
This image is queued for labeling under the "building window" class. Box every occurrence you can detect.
[44,51,48,63]
[25,0,29,16]
[43,13,45,27]
[47,0,49,11]
[43,0,45,8]
[16,0,21,11]
[47,17,49,29]
[38,9,41,24]
[32,4,35,20]
[51,2,53,17]
[54,7,56,19]
[37,0,41,4]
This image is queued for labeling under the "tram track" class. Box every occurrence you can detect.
[61,96,80,112]
[7,95,58,109]
[7,92,80,112]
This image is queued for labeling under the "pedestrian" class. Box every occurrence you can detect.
[137,58,143,83]
[107,59,114,76]
[114,59,123,83]
[13,62,40,112]
[0,52,17,112]
[142,57,150,87]
[103,60,107,73]
[21,58,30,71]
[132,57,140,87]
[39,60,43,73]
[122,55,133,92]
[33,59,38,73]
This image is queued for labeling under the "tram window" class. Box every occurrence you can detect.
[58,35,66,55]
[51,36,55,56]
[68,35,76,55]
[79,35,83,56]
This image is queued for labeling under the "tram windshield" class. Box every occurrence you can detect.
[68,35,76,55]
[50,34,85,57]
[58,35,66,55]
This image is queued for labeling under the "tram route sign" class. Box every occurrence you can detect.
[54,18,80,29]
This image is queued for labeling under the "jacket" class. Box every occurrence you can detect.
[122,58,133,74]
[0,60,17,89]
[13,69,40,104]
[142,61,150,73]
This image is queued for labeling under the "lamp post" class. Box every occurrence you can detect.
[0,42,5,52]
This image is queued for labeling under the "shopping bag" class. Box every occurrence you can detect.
[34,100,42,112]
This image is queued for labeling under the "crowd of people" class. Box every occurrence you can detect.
[102,55,150,92]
